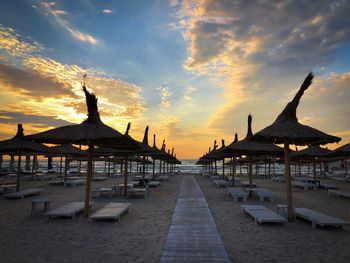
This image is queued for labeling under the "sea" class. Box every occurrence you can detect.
[2,158,344,176]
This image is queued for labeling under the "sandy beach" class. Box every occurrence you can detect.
[0,174,183,263]
[196,175,350,263]
[0,173,349,263]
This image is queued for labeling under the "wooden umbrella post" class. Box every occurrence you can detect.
[16,152,22,192]
[284,143,294,222]
[313,159,317,183]
[123,155,129,196]
[64,154,68,182]
[59,156,63,176]
[152,158,155,180]
[222,158,225,179]
[249,155,253,187]
[142,155,146,186]
[84,142,94,217]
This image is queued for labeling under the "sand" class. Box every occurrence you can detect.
[0,173,350,263]
[0,174,183,263]
[196,175,350,263]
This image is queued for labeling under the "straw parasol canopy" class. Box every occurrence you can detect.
[49,144,86,181]
[0,124,51,191]
[221,114,283,187]
[292,145,330,181]
[25,83,140,216]
[327,143,350,174]
[249,72,341,221]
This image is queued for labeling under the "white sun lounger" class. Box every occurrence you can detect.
[4,188,42,199]
[328,189,350,199]
[127,187,148,198]
[295,208,348,228]
[292,181,316,190]
[91,203,130,221]
[46,202,87,219]
[241,205,287,224]
[228,187,248,202]
[319,183,339,190]
[155,175,169,181]
[214,180,229,187]
[147,181,161,187]
[272,176,284,183]
[248,188,275,202]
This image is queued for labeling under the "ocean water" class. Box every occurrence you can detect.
[1,158,345,176]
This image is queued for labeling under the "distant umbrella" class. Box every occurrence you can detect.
[222,114,283,187]
[292,145,330,182]
[249,72,341,221]
[26,84,140,216]
[327,143,350,174]
[50,144,86,181]
[0,124,51,191]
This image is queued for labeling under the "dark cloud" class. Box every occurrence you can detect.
[0,111,73,127]
[0,63,77,99]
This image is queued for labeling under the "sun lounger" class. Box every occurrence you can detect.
[295,208,348,228]
[292,181,316,190]
[328,189,350,199]
[228,187,248,202]
[91,176,108,182]
[332,176,350,183]
[46,202,87,219]
[92,187,115,198]
[64,179,85,187]
[127,187,148,198]
[49,180,64,186]
[155,175,169,181]
[319,183,339,190]
[241,205,287,224]
[4,188,42,199]
[272,176,284,183]
[214,179,229,187]
[248,188,275,202]
[91,203,130,221]
[210,175,220,182]
[147,181,161,187]
[0,184,16,194]
[240,181,256,188]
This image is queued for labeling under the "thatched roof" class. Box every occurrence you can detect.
[222,114,283,156]
[327,143,350,157]
[25,86,140,150]
[249,73,341,145]
[49,144,86,156]
[291,145,330,160]
[0,124,51,154]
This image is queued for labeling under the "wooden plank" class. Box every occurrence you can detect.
[160,176,231,263]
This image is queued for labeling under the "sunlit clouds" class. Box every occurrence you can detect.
[157,86,173,108]
[0,1,350,158]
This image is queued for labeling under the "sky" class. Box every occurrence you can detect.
[0,0,350,159]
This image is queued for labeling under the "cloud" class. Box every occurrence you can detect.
[102,9,113,14]
[38,1,97,45]
[174,0,350,144]
[0,24,42,57]
[0,26,146,133]
[0,111,72,127]
[0,63,76,99]
[157,86,173,108]
[184,86,197,101]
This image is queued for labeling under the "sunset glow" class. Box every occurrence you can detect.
[1,0,350,158]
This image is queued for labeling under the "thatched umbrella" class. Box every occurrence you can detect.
[327,143,350,174]
[49,144,86,181]
[26,85,140,216]
[221,114,283,187]
[0,124,51,191]
[292,145,330,181]
[249,72,341,221]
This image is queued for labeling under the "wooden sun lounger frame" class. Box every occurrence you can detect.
[241,205,287,225]
[46,202,87,219]
[228,187,248,202]
[328,189,350,199]
[91,203,130,221]
[248,188,275,202]
[147,181,161,187]
[292,181,316,190]
[127,187,148,198]
[295,208,348,229]
[3,188,42,199]
[214,180,229,187]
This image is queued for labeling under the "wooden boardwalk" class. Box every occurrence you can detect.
[160,176,231,262]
